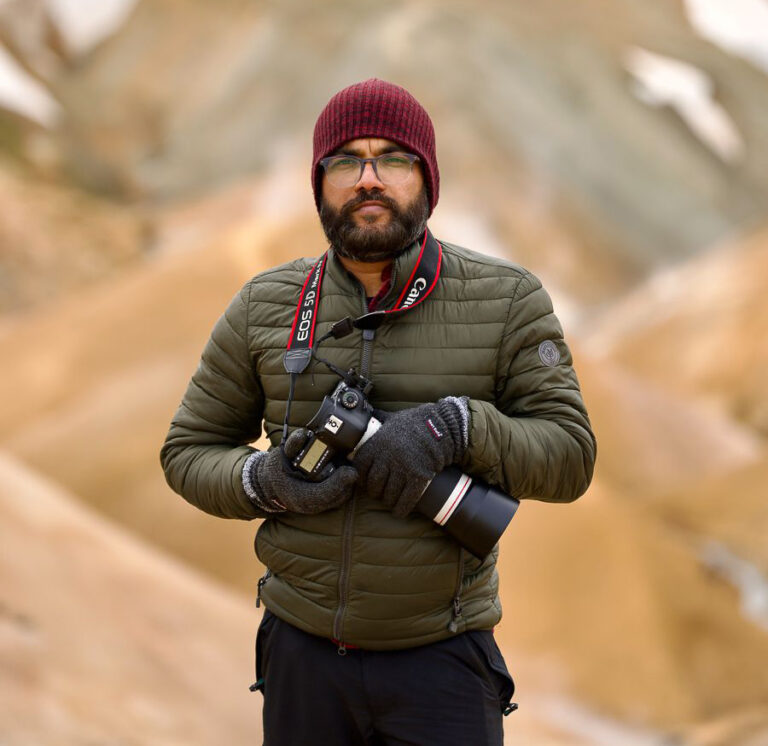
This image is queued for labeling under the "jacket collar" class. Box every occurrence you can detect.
[325,230,427,309]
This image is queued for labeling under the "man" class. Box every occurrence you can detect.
[161,78,596,746]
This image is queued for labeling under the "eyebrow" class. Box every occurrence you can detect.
[331,143,404,157]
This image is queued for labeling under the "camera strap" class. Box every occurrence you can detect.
[280,229,442,446]
[284,228,442,375]
[284,253,328,375]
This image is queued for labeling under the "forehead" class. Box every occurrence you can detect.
[332,138,404,156]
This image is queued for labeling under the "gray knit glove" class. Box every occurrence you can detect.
[242,428,358,514]
[353,397,470,518]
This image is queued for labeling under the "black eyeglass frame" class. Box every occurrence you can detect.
[319,153,420,186]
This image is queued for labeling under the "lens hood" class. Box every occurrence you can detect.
[418,467,519,560]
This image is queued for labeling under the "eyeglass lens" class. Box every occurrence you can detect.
[324,154,416,187]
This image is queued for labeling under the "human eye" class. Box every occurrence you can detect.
[379,154,410,168]
[328,156,359,172]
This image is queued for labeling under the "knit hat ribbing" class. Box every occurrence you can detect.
[312,78,439,215]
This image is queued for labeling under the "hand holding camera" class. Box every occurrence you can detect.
[245,428,358,514]
[353,399,468,518]
[288,365,518,559]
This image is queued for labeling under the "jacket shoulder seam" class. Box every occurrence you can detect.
[245,280,254,371]
[494,271,534,384]
[248,256,319,287]
[511,270,536,303]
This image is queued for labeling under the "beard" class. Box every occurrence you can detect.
[319,188,430,263]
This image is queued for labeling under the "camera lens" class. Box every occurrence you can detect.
[341,391,359,409]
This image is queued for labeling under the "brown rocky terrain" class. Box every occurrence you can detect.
[4,0,768,311]
[0,185,300,591]
[0,157,145,313]
[2,0,768,743]
[574,349,761,497]
[586,226,768,436]
[0,449,260,746]
[651,454,768,580]
[496,478,768,731]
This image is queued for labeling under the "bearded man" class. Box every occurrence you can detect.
[161,78,596,746]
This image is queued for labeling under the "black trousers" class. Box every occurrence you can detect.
[253,610,516,746]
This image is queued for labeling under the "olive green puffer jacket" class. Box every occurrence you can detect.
[160,235,596,649]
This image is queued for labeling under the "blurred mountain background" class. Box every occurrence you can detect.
[1,0,768,744]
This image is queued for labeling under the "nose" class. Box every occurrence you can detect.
[356,161,385,191]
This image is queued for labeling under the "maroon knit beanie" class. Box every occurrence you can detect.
[312,78,439,215]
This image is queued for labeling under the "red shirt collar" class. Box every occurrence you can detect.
[366,263,393,311]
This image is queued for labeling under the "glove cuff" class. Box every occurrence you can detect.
[436,396,470,459]
[242,451,287,513]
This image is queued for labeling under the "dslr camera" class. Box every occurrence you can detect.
[292,368,518,560]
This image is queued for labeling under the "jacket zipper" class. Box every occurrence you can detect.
[255,568,272,608]
[333,502,355,655]
[332,286,379,654]
[357,258,398,378]
[448,549,465,633]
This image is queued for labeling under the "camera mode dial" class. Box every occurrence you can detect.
[341,390,360,409]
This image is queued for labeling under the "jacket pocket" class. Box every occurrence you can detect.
[465,629,517,715]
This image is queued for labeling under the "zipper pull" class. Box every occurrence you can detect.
[256,571,270,608]
[448,596,463,633]
[337,642,347,656]
[360,328,376,377]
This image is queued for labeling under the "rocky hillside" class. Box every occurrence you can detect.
[0,158,145,312]
[0,450,260,746]
[0,187,298,591]
[2,0,768,743]
[3,0,768,311]
[586,226,768,436]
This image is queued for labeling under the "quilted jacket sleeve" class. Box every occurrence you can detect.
[160,283,268,520]
[462,271,596,502]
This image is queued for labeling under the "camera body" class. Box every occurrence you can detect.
[293,371,381,481]
[292,369,518,560]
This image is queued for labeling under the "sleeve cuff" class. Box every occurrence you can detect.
[441,395,470,450]
[242,451,286,513]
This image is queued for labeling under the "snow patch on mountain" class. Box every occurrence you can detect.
[701,541,768,632]
[625,47,744,163]
[0,43,59,125]
[44,0,137,55]
[684,0,768,75]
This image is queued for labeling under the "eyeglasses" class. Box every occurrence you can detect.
[320,153,420,188]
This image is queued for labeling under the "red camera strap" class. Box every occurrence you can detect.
[284,229,442,374]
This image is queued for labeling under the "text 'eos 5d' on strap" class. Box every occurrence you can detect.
[284,253,327,375]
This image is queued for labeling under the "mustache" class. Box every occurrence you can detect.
[341,190,400,217]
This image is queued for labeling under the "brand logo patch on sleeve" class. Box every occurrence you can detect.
[538,340,561,367]
[426,418,444,440]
